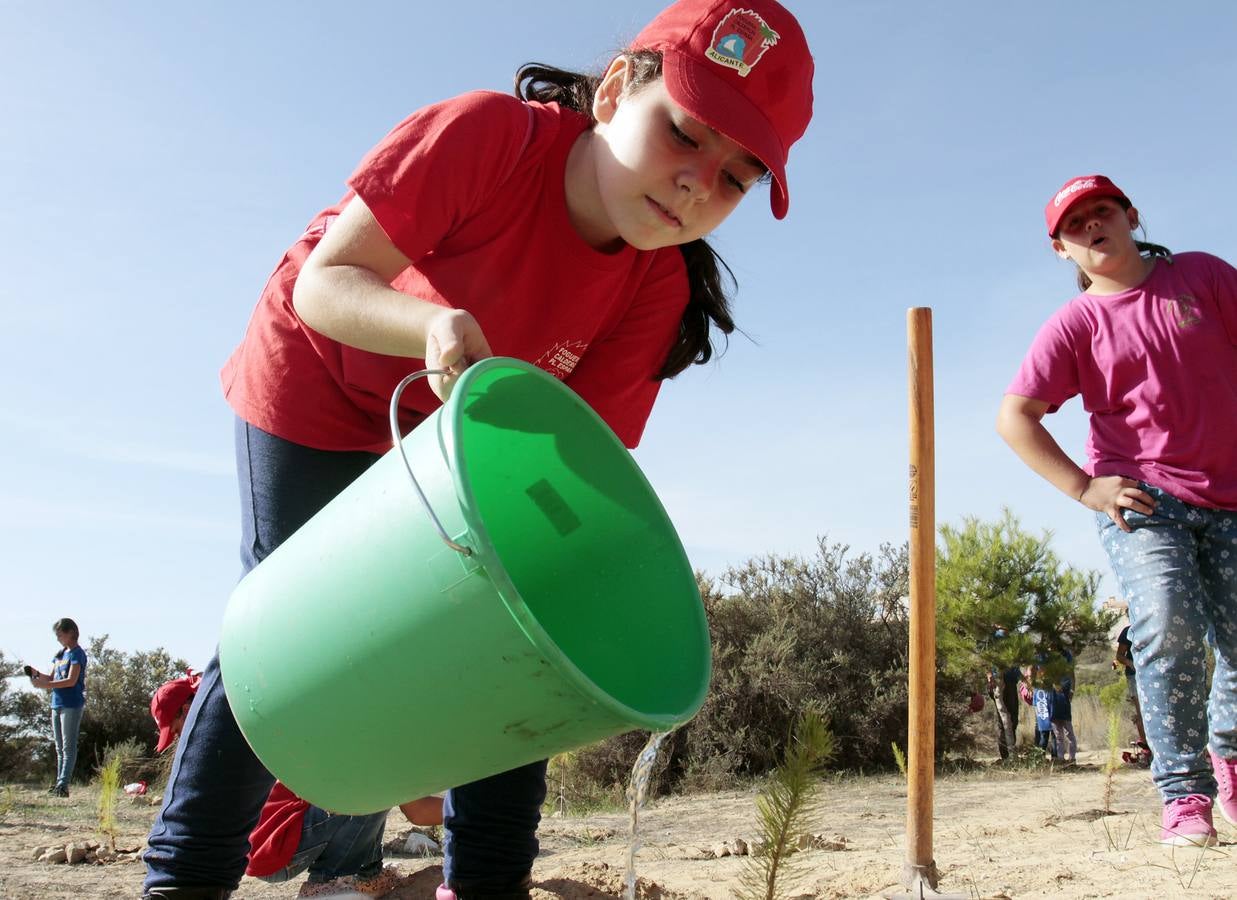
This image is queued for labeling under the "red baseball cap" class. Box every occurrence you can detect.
[151,673,200,753]
[1045,174,1129,237]
[632,0,814,219]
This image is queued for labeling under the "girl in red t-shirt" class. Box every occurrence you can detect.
[143,3,816,898]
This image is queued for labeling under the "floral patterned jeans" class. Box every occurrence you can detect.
[1097,484,1237,802]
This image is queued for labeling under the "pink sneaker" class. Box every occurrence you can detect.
[436,886,458,900]
[1159,794,1218,847]
[1210,746,1237,826]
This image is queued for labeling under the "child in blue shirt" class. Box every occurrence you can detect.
[1019,672,1055,757]
[26,617,88,797]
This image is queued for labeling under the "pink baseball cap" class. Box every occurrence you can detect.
[632,0,814,219]
[1045,174,1129,237]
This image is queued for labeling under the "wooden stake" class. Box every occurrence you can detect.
[886,310,966,899]
[906,307,938,884]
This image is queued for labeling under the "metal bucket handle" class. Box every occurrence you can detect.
[389,370,472,556]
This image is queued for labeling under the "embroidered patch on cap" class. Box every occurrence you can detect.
[705,8,780,77]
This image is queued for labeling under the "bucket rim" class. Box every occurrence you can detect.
[442,357,709,730]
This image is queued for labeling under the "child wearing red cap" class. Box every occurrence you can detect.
[150,674,441,898]
[998,175,1237,848]
[151,671,201,755]
[141,2,815,898]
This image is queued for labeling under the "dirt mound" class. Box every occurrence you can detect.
[531,860,687,899]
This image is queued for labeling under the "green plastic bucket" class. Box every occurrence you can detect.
[220,357,710,814]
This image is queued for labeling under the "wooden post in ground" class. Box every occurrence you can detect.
[886,308,966,900]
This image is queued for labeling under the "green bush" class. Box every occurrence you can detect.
[0,651,56,781]
[75,636,189,775]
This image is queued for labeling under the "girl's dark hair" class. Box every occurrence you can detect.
[1069,198,1173,291]
[515,52,736,379]
[53,618,79,640]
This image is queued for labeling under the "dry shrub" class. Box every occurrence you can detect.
[546,747,626,816]
[571,540,973,796]
[1072,677,1135,752]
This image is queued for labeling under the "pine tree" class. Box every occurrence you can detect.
[935,510,1115,683]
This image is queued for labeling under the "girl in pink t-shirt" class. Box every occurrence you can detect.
[997,174,1237,849]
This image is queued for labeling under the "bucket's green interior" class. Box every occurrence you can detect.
[455,364,708,720]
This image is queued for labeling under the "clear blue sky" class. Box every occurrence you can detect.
[4,1,1235,676]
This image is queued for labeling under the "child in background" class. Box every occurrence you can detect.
[1019,669,1055,758]
[998,174,1237,847]
[1049,679,1077,765]
[150,671,202,755]
[1113,614,1152,765]
[26,618,88,798]
[141,2,815,897]
[985,660,1023,760]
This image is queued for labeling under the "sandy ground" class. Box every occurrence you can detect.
[1,752,1234,899]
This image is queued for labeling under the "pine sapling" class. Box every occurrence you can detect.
[97,755,121,852]
[891,742,908,779]
[548,751,572,817]
[739,710,836,900]
[1102,708,1120,815]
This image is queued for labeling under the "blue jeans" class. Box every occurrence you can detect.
[1034,727,1053,752]
[143,421,382,891]
[145,420,548,893]
[51,704,84,788]
[443,759,549,893]
[1051,720,1077,762]
[1097,484,1237,802]
[259,807,387,884]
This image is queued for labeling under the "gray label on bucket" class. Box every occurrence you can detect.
[526,479,581,537]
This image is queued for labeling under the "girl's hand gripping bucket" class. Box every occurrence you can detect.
[220,357,710,813]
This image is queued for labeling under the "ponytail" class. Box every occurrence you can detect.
[514,62,603,115]
[514,52,738,380]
